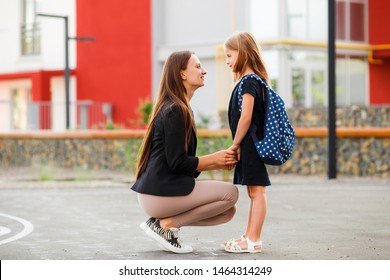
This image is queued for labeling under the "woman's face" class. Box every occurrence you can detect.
[224,47,238,72]
[181,54,207,91]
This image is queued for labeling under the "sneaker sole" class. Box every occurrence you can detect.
[145,228,193,254]
[139,222,149,232]
[139,223,169,252]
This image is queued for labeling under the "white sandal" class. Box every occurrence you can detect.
[220,235,245,248]
[224,237,262,253]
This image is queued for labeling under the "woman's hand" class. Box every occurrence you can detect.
[197,149,237,171]
[213,149,238,166]
[220,164,235,170]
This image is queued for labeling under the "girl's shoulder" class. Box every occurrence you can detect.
[239,74,263,95]
[240,73,264,85]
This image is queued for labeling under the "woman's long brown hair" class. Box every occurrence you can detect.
[224,32,270,85]
[135,51,196,179]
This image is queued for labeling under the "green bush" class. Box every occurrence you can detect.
[138,98,154,126]
[196,134,234,181]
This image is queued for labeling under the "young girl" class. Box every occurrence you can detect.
[223,32,271,253]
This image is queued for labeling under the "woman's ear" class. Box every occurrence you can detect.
[180,70,187,81]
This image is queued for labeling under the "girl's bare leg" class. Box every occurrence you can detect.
[228,185,266,250]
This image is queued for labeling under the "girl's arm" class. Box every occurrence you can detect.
[230,93,255,160]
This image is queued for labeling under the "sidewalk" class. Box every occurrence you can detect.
[0,167,389,260]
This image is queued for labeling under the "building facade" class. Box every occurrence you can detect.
[0,0,151,131]
[0,0,389,131]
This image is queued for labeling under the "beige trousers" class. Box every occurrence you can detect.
[137,180,238,228]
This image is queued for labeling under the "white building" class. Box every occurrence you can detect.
[153,0,370,128]
[0,0,78,131]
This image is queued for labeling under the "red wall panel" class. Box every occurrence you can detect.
[76,0,152,127]
[369,62,390,104]
[369,0,390,104]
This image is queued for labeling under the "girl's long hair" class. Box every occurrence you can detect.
[135,50,196,179]
[224,31,270,85]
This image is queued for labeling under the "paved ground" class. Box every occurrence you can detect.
[0,167,389,260]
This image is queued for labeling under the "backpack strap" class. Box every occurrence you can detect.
[237,74,267,144]
[237,74,268,113]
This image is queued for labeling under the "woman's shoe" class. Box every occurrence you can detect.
[224,237,262,253]
[145,220,193,254]
[140,218,169,252]
[140,217,156,231]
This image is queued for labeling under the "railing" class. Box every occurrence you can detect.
[32,101,113,130]
[0,100,112,131]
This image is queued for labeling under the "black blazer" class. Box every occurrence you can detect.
[131,104,200,196]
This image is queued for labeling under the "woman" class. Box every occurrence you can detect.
[131,50,239,254]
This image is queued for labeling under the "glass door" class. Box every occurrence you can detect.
[290,63,327,108]
[11,88,30,130]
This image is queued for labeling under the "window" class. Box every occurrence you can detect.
[286,0,327,40]
[336,0,367,42]
[287,0,307,39]
[292,68,305,107]
[290,67,326,108]
[311,69,326,107]
[289,51,327,108]
[21,0,40,55]
[336,56,367,106]
[289,52,366,107]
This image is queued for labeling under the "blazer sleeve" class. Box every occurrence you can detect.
[162,106,199,176]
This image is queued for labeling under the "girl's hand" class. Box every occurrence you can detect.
[228,144,241,161]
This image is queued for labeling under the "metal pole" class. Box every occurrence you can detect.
[36,13,70,129]
[328,0,337,179]
[64,16,70,129]
[37,13,95,130]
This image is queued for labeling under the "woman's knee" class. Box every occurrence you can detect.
[221,205,237,224]
[224,184,239,204]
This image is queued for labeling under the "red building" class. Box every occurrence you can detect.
[76,0,151,127]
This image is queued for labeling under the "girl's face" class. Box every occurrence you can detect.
[181,54,207,90]
[224,47,238,72]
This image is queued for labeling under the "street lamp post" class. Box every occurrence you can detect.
[328,0,337,179]
[36,13,95,130]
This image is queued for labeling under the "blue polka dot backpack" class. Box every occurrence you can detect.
[237,74,295,165]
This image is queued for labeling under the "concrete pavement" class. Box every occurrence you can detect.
[0,168,389,260]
